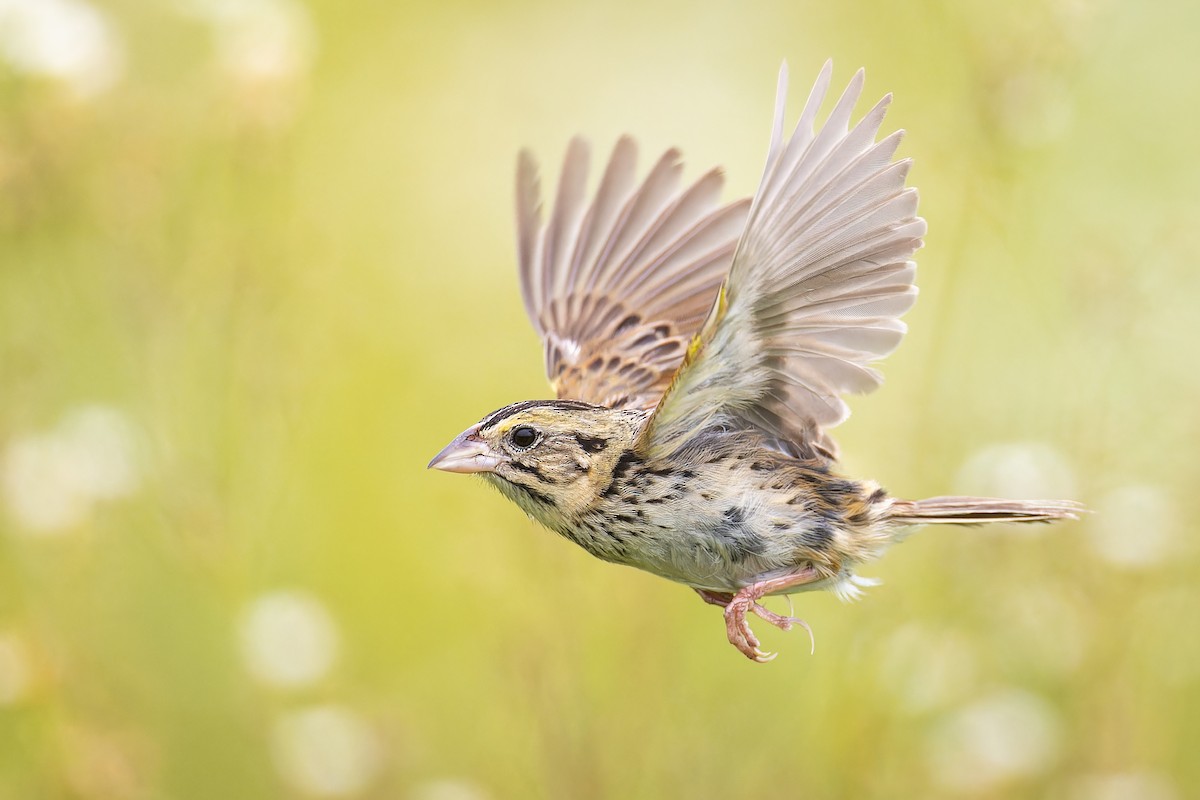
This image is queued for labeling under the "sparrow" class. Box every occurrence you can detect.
[428,61,1081,662]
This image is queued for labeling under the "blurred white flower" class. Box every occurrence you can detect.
[2,435,92,531]
[271,705,381,796]
[1088,484,1177,568]
[0,632,32,705]
[0,0,122,97]
[1067,771,1179,800]
[925,689,1061,792]
[56,407,141,500]
[956,442,1077,512]
[176,0,315,84]
[2,405,142,534]
[239,590,339,688]
[410,779,492,800]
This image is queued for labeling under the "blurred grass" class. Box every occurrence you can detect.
[1,0,1198,797]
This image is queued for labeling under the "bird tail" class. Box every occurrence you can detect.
[887,496,1084,526]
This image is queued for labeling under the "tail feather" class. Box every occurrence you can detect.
[888,496,1084,526]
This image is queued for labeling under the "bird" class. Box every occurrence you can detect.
[427,61,1082,662]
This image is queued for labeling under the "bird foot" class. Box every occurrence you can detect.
[691,587,782,623]
[748,602,815,655]
[724,595,777,662]
[698,568,821,662]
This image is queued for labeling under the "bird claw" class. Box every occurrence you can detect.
[750,603,815,655]
[723,600,814,661]
[724,597,779,663]
[713,567,822,662]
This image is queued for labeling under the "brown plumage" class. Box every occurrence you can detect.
[429,62,1082,662]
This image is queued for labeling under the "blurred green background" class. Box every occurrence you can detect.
[1,0,1198,797]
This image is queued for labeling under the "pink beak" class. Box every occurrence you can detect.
[427,423,505,474]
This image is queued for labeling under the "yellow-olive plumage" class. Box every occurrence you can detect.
[429,62,1081,662]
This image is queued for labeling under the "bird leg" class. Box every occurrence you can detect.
[714,567,821,662]
[694,589,798,631]
[695,589,734,607]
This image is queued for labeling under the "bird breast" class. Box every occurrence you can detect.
[563,456,856,592]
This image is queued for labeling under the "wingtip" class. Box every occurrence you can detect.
[517,147,538,175]
[565,136,590,161]
[650,146,686,174]
[556,138,592,197]
[694,163,730,190]
[847,67,866,94]
[516,148,542,212]
[770,60,791,157]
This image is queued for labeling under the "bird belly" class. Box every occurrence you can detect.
[576,492,844,594]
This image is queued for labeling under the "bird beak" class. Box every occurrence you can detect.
[427,424,504,474]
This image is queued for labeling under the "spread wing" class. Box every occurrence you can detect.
[641,61,926,459]
[517,137,750,410]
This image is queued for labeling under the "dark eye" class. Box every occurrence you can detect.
[510,426,539,449]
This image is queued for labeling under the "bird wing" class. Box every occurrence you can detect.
[640,62,925,460]
[516,137,750,410]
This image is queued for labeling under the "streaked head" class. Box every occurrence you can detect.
[428,399,643,517]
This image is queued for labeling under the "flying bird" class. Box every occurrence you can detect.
[428,62,1081,662]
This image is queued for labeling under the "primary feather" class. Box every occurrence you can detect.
[643,61,925,459]
[516,137,750,410]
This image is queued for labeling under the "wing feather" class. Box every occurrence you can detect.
[642,61,925,459]
[516,137,750,409]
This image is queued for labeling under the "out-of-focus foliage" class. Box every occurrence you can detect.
[1,0,1197,797]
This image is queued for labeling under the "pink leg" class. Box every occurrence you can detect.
[695,589,734,607]
[720,567,821,662]
[694,589,808,636]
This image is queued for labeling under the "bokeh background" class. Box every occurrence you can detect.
[1,0,1198,797]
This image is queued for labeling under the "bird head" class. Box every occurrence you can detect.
[428,400,644,519]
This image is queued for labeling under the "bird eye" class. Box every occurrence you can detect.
[510,426,539,449]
